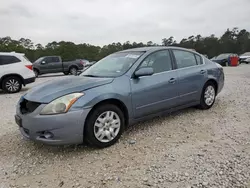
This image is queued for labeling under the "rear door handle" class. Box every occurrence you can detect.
[168,78,176,84]
[200,70,206,74]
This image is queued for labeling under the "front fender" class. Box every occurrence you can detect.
[71,77,133,118]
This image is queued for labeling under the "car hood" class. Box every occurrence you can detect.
[24,76,114,103]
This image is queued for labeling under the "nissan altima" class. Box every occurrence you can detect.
[15,47,224,148]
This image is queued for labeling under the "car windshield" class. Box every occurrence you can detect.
[216,54,231,60]
[81,51,144,77]
[34,57,44,63]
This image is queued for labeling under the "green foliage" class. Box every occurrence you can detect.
[1,28,250,62]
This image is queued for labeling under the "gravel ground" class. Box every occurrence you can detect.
[0,66,250,188]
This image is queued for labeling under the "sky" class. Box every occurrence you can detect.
[0,0,250,46]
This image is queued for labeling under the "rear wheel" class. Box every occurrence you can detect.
[2,76,22,93]
[69,67,78,76]
[84,104,125,148]
[198,82,216,110]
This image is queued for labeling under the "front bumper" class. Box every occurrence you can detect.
[15,103,91,145]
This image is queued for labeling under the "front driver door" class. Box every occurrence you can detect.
[130,50,179,119]
[39,57,52,74]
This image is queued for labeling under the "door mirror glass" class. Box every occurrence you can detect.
[41,61,46,64]
[134,67,154,78]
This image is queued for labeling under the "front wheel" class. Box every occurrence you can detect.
[84,104,125,148]
[198,82,216,110]
[2,76,22,93]
[33,69,39,77]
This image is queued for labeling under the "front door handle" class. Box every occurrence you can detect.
[200,70,206,74]
[169,78,176,84]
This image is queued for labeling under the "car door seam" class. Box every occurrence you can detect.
[136,96,179,110]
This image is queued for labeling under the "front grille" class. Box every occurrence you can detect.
[20,99,41,114]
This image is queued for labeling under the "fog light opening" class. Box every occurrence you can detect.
[43,132,54,139]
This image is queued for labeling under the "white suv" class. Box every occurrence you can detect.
[0,52,35,93]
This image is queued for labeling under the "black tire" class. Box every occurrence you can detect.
[2,76,22,93]
[222,61,228,67]
[63,72,69,75]
[69,67,78,76]
[198,82,216,110]
[84,104,125,148]
[33,69,39,77]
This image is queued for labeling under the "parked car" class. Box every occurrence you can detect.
[32,56,85,77]
[87,61,97,67]
[0,52,35,93]
[211,53,238,66]
[239,52,250,64]
[15,47,224,148]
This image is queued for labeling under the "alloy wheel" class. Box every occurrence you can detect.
[94,111,121,143]
[5,79,20,92]
[204,85,215,106]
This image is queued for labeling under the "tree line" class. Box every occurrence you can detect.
[0,28,250,62]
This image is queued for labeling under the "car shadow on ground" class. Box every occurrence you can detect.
[0,105,210,161]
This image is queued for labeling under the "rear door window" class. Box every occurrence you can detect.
[52,57,60,62]
[195,54,203,65]
[172,50,197,69]
[0,55,21,65]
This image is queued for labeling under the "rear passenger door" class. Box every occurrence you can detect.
[172,50,206,105]
[48,57,63,73]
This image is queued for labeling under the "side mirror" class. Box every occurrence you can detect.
[134,67,154,78]
[41,61,46,64]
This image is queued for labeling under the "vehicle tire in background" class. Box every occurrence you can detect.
[84,104,125,148]
[198,82,216,110]
[63,72,69,75]
[69,67,78,76]
[33,69,39,77]
[2,76,22,93]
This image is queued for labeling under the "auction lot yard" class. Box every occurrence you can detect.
[0,65,250,188]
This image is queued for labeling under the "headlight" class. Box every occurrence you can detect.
[40,93,84,115]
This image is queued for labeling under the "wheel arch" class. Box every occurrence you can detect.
[33,67,40,73]
[83,98,129,135]
[204,79,218,95]
[0,74,24,88]
[69,64,79,70]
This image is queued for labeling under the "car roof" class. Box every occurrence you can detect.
[0,52,25,56]
[120,46,198,54]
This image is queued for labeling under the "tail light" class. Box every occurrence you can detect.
[25,65,33,70]
[80,60,85,66]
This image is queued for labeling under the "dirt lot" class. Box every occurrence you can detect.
[0,66,250,188]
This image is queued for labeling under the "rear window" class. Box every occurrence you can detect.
[0,55,21,65]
